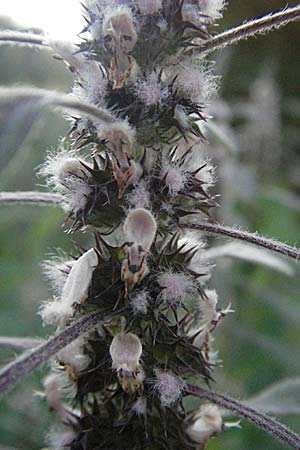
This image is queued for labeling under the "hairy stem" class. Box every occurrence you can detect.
[180,221,300,261]
[0,30,47,47]
[0,337,44,350]
[0,308,126,395]
[0,86,116,125]
[186,384,300,449]
[191,5,300,56]
[0,192,63,206]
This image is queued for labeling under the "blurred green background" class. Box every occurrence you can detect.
[0,1,300,449]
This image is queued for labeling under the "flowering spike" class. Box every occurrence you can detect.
[4,1,297,448]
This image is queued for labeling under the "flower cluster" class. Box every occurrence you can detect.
[36,1,236,449]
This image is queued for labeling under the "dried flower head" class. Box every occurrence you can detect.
[135,72,169,106]
[39,151,93,213]
[126,179,151,209]
[157,270,195,305]
[174,63,219,106]
[160,162,188,196]
[129,289,150,315]
[154,370,186,407]
[131,396,147,416]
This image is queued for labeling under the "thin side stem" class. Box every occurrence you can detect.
[186,384,300,450]
[0,337,44,350]
[191,5,300,56]
[0,87,116,125]
[0,30,47,48]
[0,192,63,206]
[180,221,300,261]
[0,308,126,395]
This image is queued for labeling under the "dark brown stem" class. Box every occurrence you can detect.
[186,384,300,449]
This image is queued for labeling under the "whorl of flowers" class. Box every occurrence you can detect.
[34,2,228,447]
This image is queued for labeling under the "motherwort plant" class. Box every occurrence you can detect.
[1,1,300,449]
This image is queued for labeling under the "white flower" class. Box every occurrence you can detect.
[40,248,98,328]
[122,208,157,294]
[61,248,98,306]
[186,404,223,444]
[57,335,91,374]
[110,332,142,372]
[154,370,185,407]
[123,207,157,269]
[110,332,144,394]
[72,61,108,106]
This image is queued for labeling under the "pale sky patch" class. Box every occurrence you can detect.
[1,0,84,41]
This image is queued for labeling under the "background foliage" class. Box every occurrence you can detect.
[0,1,300,448]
